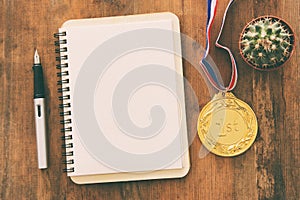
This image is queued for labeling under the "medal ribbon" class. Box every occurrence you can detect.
[200,0,237,92]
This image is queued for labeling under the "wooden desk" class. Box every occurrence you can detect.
[0,0,299,199]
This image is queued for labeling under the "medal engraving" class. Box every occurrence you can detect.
[197,92,258,157]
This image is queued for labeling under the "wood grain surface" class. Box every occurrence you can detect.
[0,0,299,199]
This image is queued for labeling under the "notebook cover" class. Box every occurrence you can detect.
[56,12,190,184]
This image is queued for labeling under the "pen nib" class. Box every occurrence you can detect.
[34,50,40,64]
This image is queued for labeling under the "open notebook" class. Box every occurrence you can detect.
[55,12,189,184]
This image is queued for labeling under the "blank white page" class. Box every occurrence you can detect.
[58,13,187,177]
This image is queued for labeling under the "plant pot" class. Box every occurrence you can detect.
[239,15,295,71]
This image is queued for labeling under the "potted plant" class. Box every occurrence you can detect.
[239,16,295,70]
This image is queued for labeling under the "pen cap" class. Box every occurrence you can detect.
[33,64,45,98]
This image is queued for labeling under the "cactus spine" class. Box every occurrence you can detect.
[240,16,294,69]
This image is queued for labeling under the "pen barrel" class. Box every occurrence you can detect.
[33,64,45,98]
[34,98,48,169]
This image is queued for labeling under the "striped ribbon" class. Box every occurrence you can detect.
[200,0,237,92]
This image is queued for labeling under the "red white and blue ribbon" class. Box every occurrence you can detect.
[200,0,237,92]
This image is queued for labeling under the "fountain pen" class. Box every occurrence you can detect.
[33,50,48,169]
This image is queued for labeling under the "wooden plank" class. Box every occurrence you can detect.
[0,0,299,199]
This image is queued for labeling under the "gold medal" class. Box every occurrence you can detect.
[197,92,258,157]
[197,1,258,156]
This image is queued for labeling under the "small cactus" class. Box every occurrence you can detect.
[240,16,295,70]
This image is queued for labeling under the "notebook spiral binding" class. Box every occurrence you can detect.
[54,31,75,173]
